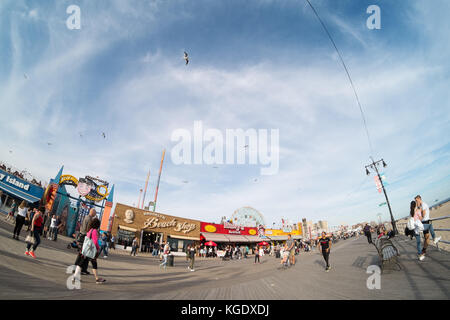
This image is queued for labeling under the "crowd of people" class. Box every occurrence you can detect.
[0,163,43,187]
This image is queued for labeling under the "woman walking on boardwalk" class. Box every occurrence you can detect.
[25,208,44,258]
[72,218,106,284]
[13,201,28,240]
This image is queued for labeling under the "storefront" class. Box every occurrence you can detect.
[200,222,265,249]
[111,203,201,253]
[0,168,45,214]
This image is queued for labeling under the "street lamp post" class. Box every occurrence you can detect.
[365,157,398,235]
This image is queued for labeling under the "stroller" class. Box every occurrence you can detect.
[67,240,78,250]
[280,250,290,268]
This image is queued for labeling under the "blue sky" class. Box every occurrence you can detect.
[1,0,449,228]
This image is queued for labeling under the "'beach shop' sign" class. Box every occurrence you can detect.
[143,212,197,234]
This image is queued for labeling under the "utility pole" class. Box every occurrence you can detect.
[365,157,398,234]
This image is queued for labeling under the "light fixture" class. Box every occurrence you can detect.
[382,160,387,168]
[366,168,370,176]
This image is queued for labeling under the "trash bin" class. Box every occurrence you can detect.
[167,254,174,267]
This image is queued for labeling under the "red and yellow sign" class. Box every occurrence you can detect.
[201,222,257,236]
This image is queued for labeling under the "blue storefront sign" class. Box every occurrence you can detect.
[0,168,45,203]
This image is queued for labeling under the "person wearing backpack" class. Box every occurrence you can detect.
[72,218,106,284]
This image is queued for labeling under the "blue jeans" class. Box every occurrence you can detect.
[152,249,158,256]
[422,223,436,239]
[27,228,41,252]
[160,254,167,267]
[99,244,108,256]
[415,224,436,255]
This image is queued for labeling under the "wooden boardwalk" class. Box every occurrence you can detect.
[0,220,448,300]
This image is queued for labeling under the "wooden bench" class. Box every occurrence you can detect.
[372,236,401,273]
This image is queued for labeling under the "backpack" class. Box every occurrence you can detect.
[82,230,97,259]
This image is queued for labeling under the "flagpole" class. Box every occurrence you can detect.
[153,149,166,212]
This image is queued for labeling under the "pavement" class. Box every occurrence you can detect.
[0,219,449,300]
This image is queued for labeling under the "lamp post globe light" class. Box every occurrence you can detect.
[365,157,398,235]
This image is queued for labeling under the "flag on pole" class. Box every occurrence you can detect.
[374,176,382,193]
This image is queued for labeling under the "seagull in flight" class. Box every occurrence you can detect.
[184,51,189,65]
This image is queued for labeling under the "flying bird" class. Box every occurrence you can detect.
[79,132,83,138]
[254,178,258,182]
[24,73,28,79]
[212,166,219,169]
[47,142,52,146]
[182,180,189,184]
[9,150,13,154]
[184,51,189,65]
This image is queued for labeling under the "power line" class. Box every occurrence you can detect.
[305,0,374,157]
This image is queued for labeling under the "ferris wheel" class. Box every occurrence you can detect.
[231,207,266,228]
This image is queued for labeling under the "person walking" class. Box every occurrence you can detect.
[48,215,58,240]
[74,208,97,275]
[25,208,44,259]
[286,234,296,266]
[98,232,109,258]
[159,242,170,270]
[319,231,332,271]
[363,224,372,244]
[130,237,138,257]
[43,211,51,238]
[110,235,116,250]
[13,201,28,240]
[6,200,17,222]
[415,195,441,256]
[152,241,159,256]
[188,244,196,271]
[254,245,260,264]
[72,218,106,284]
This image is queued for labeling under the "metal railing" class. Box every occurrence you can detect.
[396,213,450,248]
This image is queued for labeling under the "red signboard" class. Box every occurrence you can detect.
[201,222,258,236]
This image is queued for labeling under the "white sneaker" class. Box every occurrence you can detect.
[419,254,425,261]
[190,269,195,272]
[434,236,441,245]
